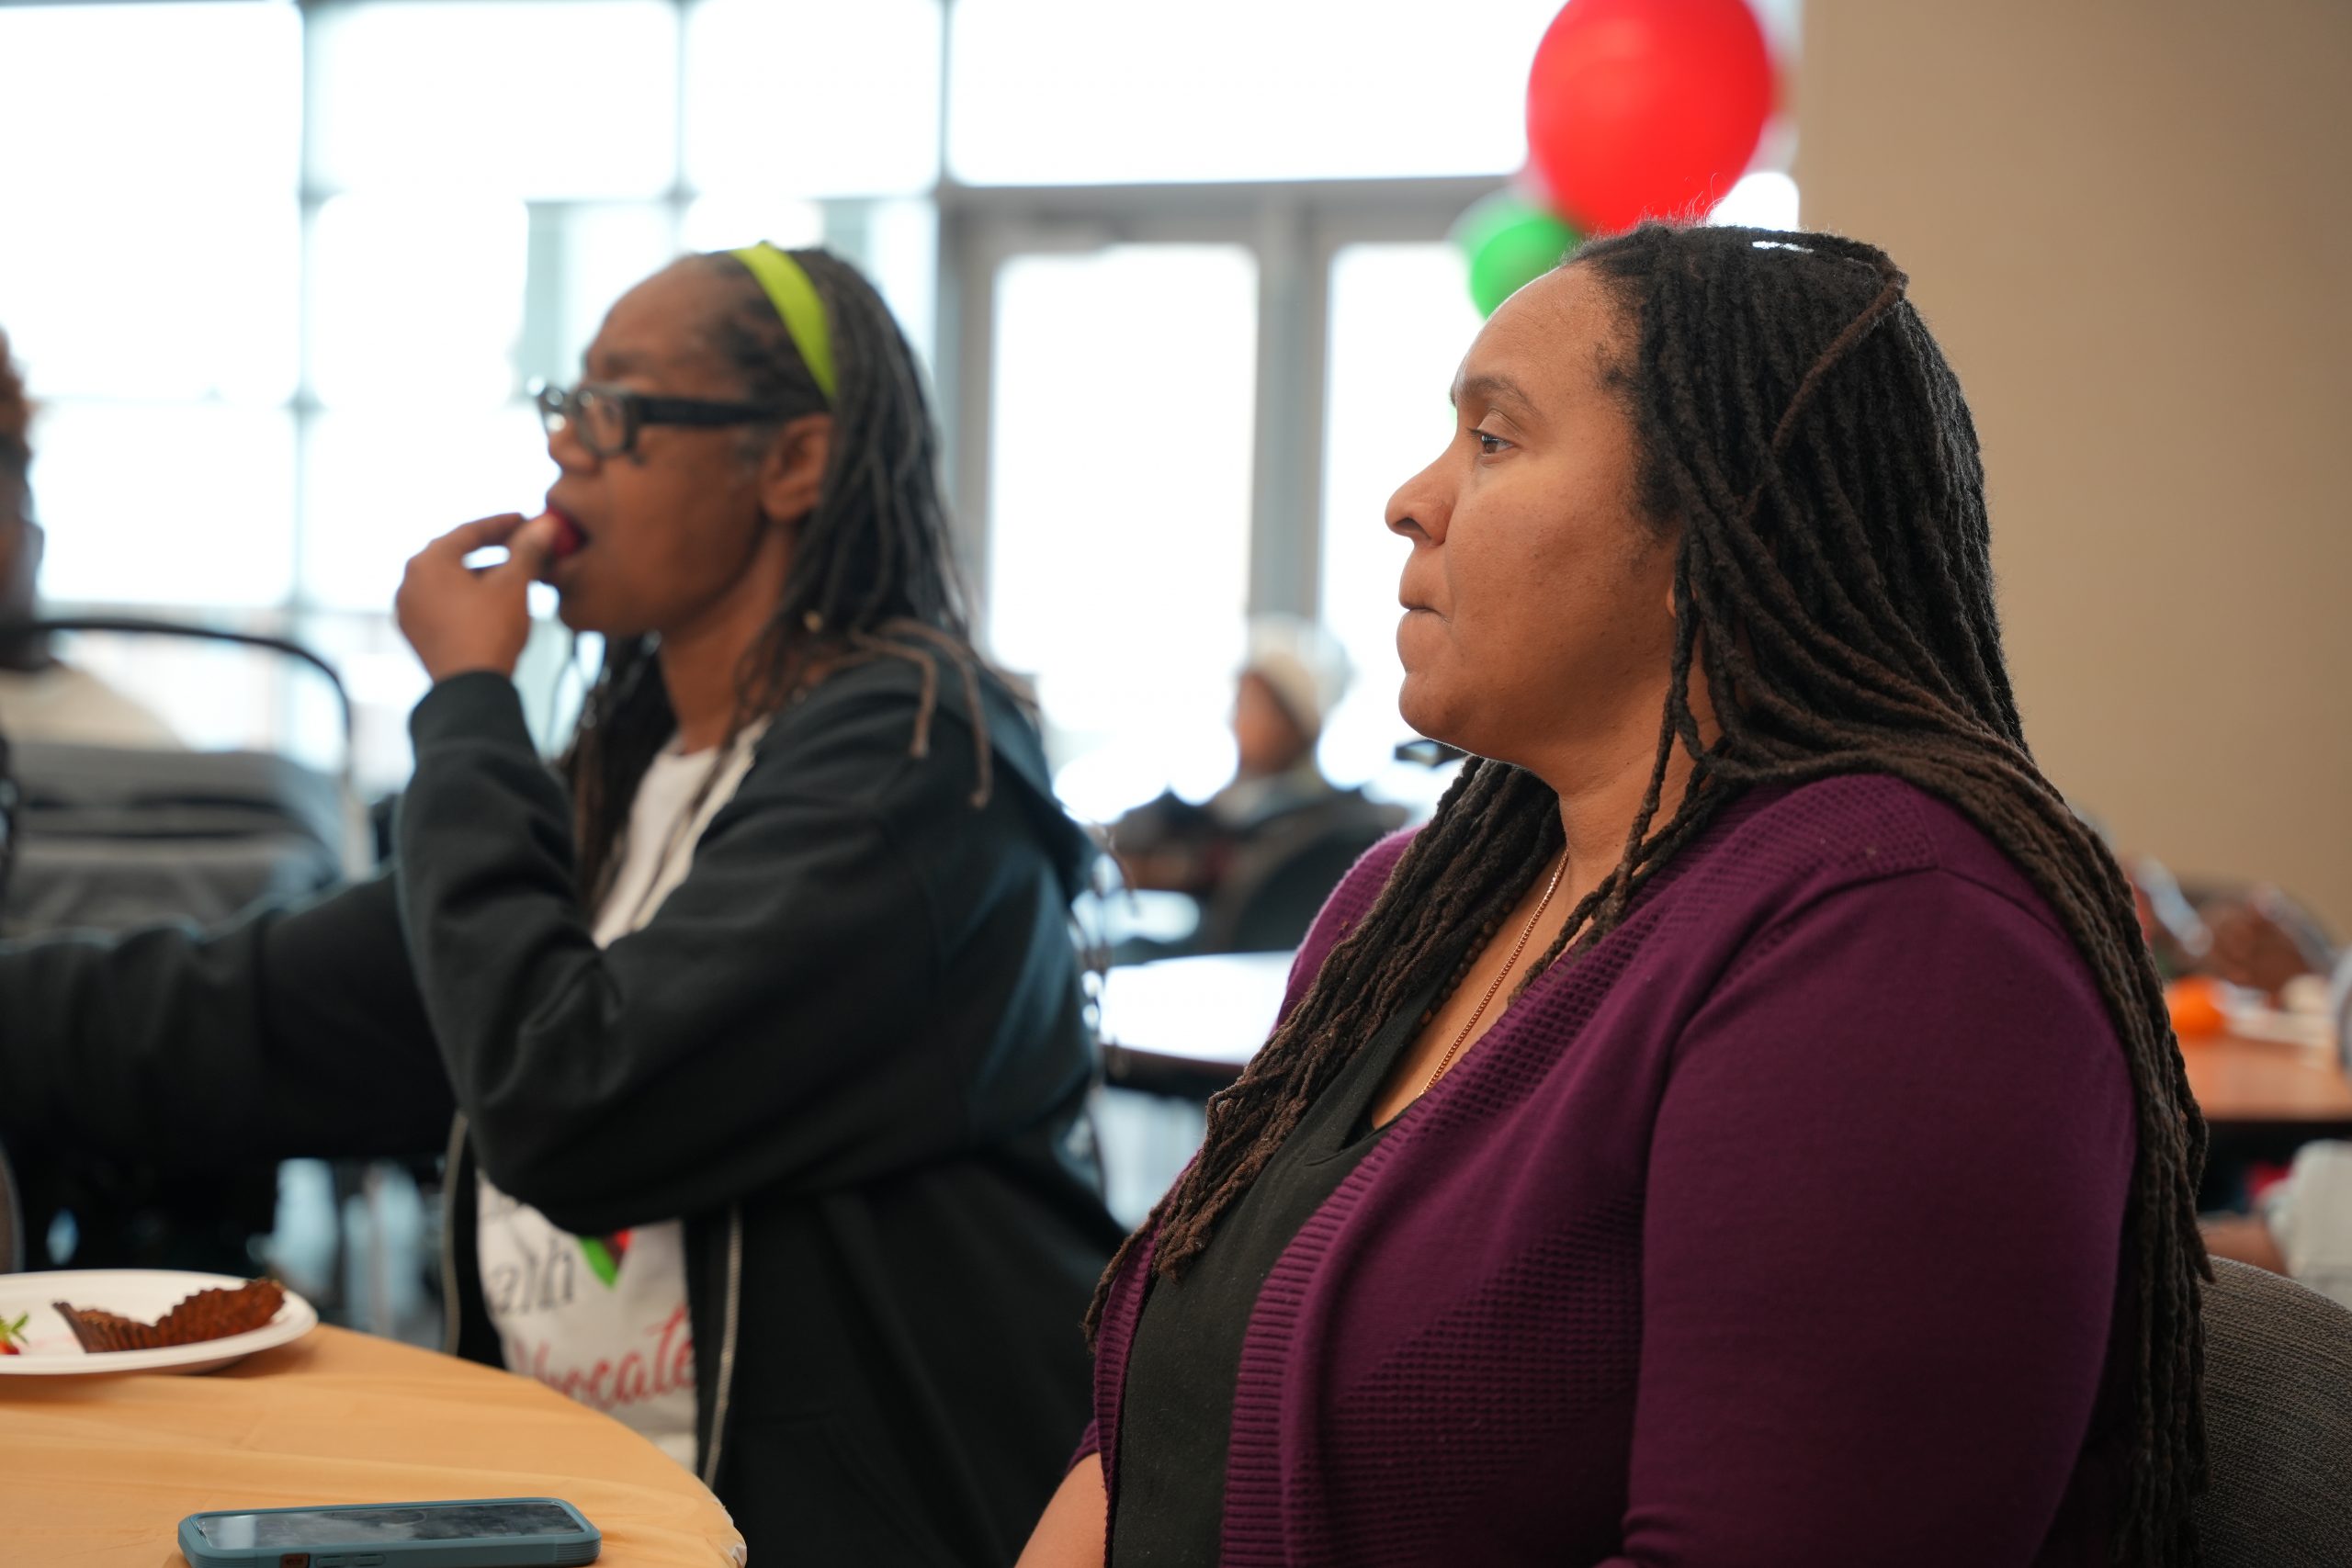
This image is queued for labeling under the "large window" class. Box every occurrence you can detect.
[946,0,1563,186]
[1317,242,1484,788]
[2,0,1798,814]
[984,243,1261,818]
[0,0,947,793]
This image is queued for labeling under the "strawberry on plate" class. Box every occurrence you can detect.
[0,1313,28,1354]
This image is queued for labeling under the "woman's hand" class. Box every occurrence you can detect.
[395,513,560,682]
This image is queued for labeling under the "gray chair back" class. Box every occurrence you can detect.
[2194,1257,2352,1564]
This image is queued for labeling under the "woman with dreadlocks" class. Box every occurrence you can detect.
[0,246,1122,1563]
[1021,222,2205,1568]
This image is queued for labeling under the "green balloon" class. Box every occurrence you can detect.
[1453,192,1582,317]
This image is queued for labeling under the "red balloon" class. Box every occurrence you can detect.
[1525,0,1775,236]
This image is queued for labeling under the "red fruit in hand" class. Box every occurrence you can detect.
[543,510,585,558]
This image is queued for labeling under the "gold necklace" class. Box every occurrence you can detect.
[1419,851,1567,1098]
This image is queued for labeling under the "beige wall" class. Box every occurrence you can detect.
[1798,0,2352,932]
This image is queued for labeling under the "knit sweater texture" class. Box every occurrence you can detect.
[1084,773,2138,1567]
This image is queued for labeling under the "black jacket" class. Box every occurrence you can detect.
[0,656,1124,1565]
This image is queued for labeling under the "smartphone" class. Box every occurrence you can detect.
[177,1497,600,1568]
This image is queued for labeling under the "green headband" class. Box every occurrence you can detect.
[730,243,838,403]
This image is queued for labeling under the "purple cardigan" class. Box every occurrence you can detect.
[1083,775,2137,1567]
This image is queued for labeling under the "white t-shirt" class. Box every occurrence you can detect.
[475,728,762,1469]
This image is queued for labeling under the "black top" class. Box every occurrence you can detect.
[0,657,1125,1568]
[1110,976,1442,1566]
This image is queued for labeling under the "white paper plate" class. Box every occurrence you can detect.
[0,1269,317,1377]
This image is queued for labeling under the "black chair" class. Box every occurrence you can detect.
[1194,794,1407,955]
[2193,1257,2352,1563]
[0,616,361,1282]
[0,616,356,940]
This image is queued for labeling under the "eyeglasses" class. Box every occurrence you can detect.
[532,380,793,461]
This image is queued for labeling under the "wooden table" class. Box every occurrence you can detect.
[2181,1031,2352,1134]
[1100,954,2352,1140]
[0,1324,745,1567]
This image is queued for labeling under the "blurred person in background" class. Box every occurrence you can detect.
[0,328,177,748]
[1108,619,1405,955]
[1111,616,1352,897]
[0,246,1119,1564]
[1023,224,2208,1568]
[2197,886,2337,998]
[2098,825,2352,1316]
[2198,919,2352,1305]
[2120,843,2335,995]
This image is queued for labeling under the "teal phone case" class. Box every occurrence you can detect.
[175,1496,600,1568]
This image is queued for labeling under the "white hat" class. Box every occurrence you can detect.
[1244,615,1351,740]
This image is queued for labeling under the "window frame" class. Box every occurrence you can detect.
[17,0,1790,802]
[934,174,1504,640]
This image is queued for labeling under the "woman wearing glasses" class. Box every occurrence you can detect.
[0,246,1121,1565]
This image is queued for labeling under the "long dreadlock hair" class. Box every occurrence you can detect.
[1092,223,2207,1565]
[0,327,45,673]
[560,247,986,901]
